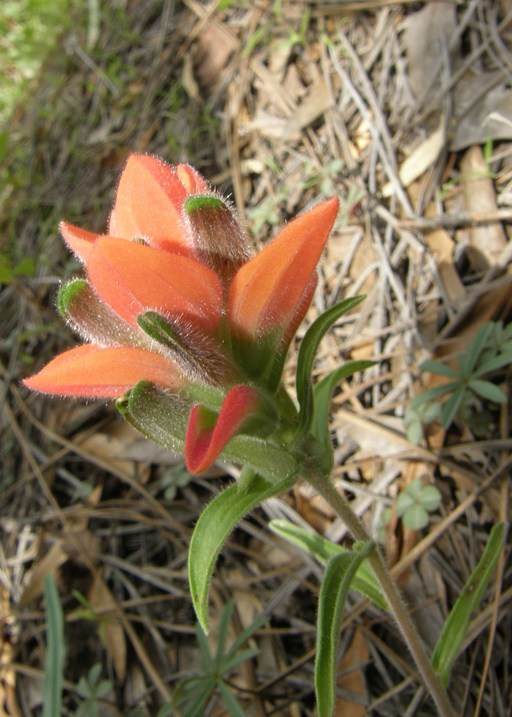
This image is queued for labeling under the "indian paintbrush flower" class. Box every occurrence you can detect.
[24,154,339,473]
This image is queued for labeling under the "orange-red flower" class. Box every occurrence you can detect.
[24,154,339,472]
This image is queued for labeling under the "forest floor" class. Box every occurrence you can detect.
[1,1,511,715]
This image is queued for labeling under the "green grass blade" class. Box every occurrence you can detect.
[315,541,376,717]
[42,575,65,717]
[432,522,506,687]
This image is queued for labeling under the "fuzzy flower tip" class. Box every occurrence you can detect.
[24,154,339,472]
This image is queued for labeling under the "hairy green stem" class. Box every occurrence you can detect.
[305,472,457,717]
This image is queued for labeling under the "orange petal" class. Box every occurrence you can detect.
[88,237,223,334]
[228,198,339,339]
[176,163,208,194]
[108,154,198,254]
[185,386,259,474]
[60,222,102,263]
[23,345,182,398]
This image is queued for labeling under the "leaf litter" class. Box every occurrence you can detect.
[1,1,511,715]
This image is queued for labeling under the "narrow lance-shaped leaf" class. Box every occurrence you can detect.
[409,382,459,408]
[468,379,506,404]
[295,296,365,438]
[440,384,466,428]
[269,519,386,610]
[315,541,376,717]
[432,522,506,687]
[458,322,493,377]
[420,359,460,379]
[311,359,375,456]
[189,472,298,633]
[474,352,512,376]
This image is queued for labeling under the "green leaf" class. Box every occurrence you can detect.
[119,382,297,484]
[410,383,457,407]
[440,384,466,428]
[295,296,365,436]
[396,490,415,517]
[473,353,512,376]
[219,646,259,675]
[217,682,246,717]
[214,599,233,663]
[14,256,36,277]
[421,401,443,424]
[189,473,297,633]
[223,435,298,484]
[405,417,424,445]
[468,379,506,404]
[405,477,425,499]
[420,485,442,512]
[116,381,188,454]
[432,522,507,687]
[401,504,429,531]
[269,520,387,610]
[311,360,374,455]
[420,359,459,379]
[458,323,494,377]
[42,575,65,717]
[315,541,376,717]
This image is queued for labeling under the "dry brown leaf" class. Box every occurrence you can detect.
[19,541,67,606]
[404,2,457,102]
[425,228,466,304]
[451,77,512,151]
[382,115,446,197]
[0,583,22,717]
[461,145,507,271]
[193,23,237,96]
[79,428,139,480]
[282,78,332,139]
[88,573,127,683]
[334,627,369,716]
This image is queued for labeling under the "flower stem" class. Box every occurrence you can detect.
[305,471,457,717]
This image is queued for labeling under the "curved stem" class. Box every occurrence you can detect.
[305,471,457,717]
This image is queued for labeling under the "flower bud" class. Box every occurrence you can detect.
[58,279,139,347]
[182,194,250,285]
[137,310,232,384]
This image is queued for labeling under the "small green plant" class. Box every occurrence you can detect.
[405,321,511,443]
[0,253,35,285]
[74,663,114,717]
[279,6,311,49]
[160,463,192,500]
[169,600,262,717]
[440,138,496,198]
[247,191,287,233]
[396,478,442,531]
[0,0,73,124]
[302,158,344,195]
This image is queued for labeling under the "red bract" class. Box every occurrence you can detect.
[24,154,339,472]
